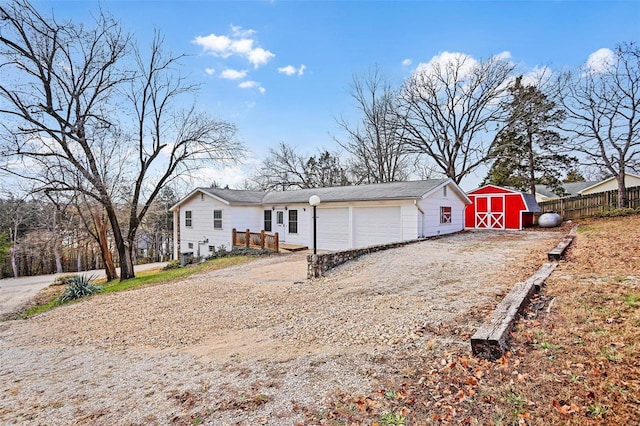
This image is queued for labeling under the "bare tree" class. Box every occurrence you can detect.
[0,1,241,280]
[335,67,410,183]
[253,142,350,190]
[0,193,32,277]
[397,53,516,184]
[557,42,640,208]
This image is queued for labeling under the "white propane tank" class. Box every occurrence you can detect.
[539,212,563,228]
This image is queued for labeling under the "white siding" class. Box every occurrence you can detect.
[353,206,402,247]
[177,193,262,256]
[580,175,640,194]
[172,183,469,258]
[315,207,350,251]
[268,204,313,247]
[418,182,467,237]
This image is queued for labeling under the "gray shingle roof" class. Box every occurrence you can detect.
[199,187,266,204]
[196,180,452,205]
[522,193,541,212]
[262,179,449,204]
[535,182,599,198]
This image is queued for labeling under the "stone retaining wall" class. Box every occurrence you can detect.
[307,238,426,279]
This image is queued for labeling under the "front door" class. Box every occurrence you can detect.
[275,209,286,241]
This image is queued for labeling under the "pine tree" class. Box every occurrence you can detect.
[484,76,576,195]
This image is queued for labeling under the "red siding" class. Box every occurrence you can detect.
[465,185,532,230]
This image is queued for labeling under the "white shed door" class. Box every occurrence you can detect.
[354,206,401,248]
[316,207,350,251]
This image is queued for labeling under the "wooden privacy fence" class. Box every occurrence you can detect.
[538,185,640,220]
[232,228,279,252]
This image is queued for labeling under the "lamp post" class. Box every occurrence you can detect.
[309,195,321,255]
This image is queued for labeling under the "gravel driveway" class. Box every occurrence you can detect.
[0,229,564,425]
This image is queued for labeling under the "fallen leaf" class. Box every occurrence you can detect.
[552,399,579,415]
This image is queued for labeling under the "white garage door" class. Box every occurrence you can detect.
[354,206,401,248]
[316,207,350,251]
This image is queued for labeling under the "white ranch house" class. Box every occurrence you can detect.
[170,179,471,258]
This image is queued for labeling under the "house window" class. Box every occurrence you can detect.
[440,206,452,224]
[188,242,194,249]
[443,186,448,197]
[213,209,223,229]
[276,210,284,225]
[209,245,215,253]
[264,210,272,232]
[185,211,192,227]
[288,209,298,234]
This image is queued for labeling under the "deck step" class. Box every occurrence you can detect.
[280,244,308,252]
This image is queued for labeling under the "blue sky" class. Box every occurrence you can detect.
[37,0,640,190]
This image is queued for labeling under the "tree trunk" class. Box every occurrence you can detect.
[53,243,63,274]
[527,132,536,196]
[95,216,118,281]
[10,244,18,278]
[103,199,133,281]
[617,173,628,208]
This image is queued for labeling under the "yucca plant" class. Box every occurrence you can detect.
[58,274,102,303]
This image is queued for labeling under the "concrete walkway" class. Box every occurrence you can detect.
[0,263,167,317]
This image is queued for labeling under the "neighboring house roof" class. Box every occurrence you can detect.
[535,182,598,199]
[170,179,471,210]
[576,173,640,195]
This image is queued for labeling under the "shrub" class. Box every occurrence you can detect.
[205,246,274,260]
[53,274,77,286]
[58,275,102,303]
[162,259,181,270]
[597,207,640,218]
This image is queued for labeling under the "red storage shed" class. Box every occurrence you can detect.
[465,185,540,230]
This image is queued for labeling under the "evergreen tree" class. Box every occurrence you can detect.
[564,169,586,183]
[484,76,576,195]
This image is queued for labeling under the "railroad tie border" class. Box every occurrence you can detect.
[470,225,578,360]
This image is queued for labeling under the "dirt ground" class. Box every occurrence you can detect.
[0,228,570,425]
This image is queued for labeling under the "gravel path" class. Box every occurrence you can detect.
[0,229,564,425]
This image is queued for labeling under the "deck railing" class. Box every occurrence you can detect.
[232,228,279,252]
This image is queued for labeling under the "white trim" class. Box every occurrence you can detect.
[473,194,506,230]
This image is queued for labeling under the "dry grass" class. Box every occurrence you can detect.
[303,215,640,425]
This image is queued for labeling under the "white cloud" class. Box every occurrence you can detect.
[278,65,296,76]
[494,51,512,61]
[247,47,275,68]
[585,48,615,74]
[520,65,554,86]
[230,25,255,38]
[278,64,306,76]
[415,51,512,80]
[415,51,479,79]
[205,68,215,75]
[192,25,275,68]
[238,80,258,89]
[193,34,233,56]
[221,68,248,80]
[238,80,266,93]
[402,58,412,67]
[198,156,262,189]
